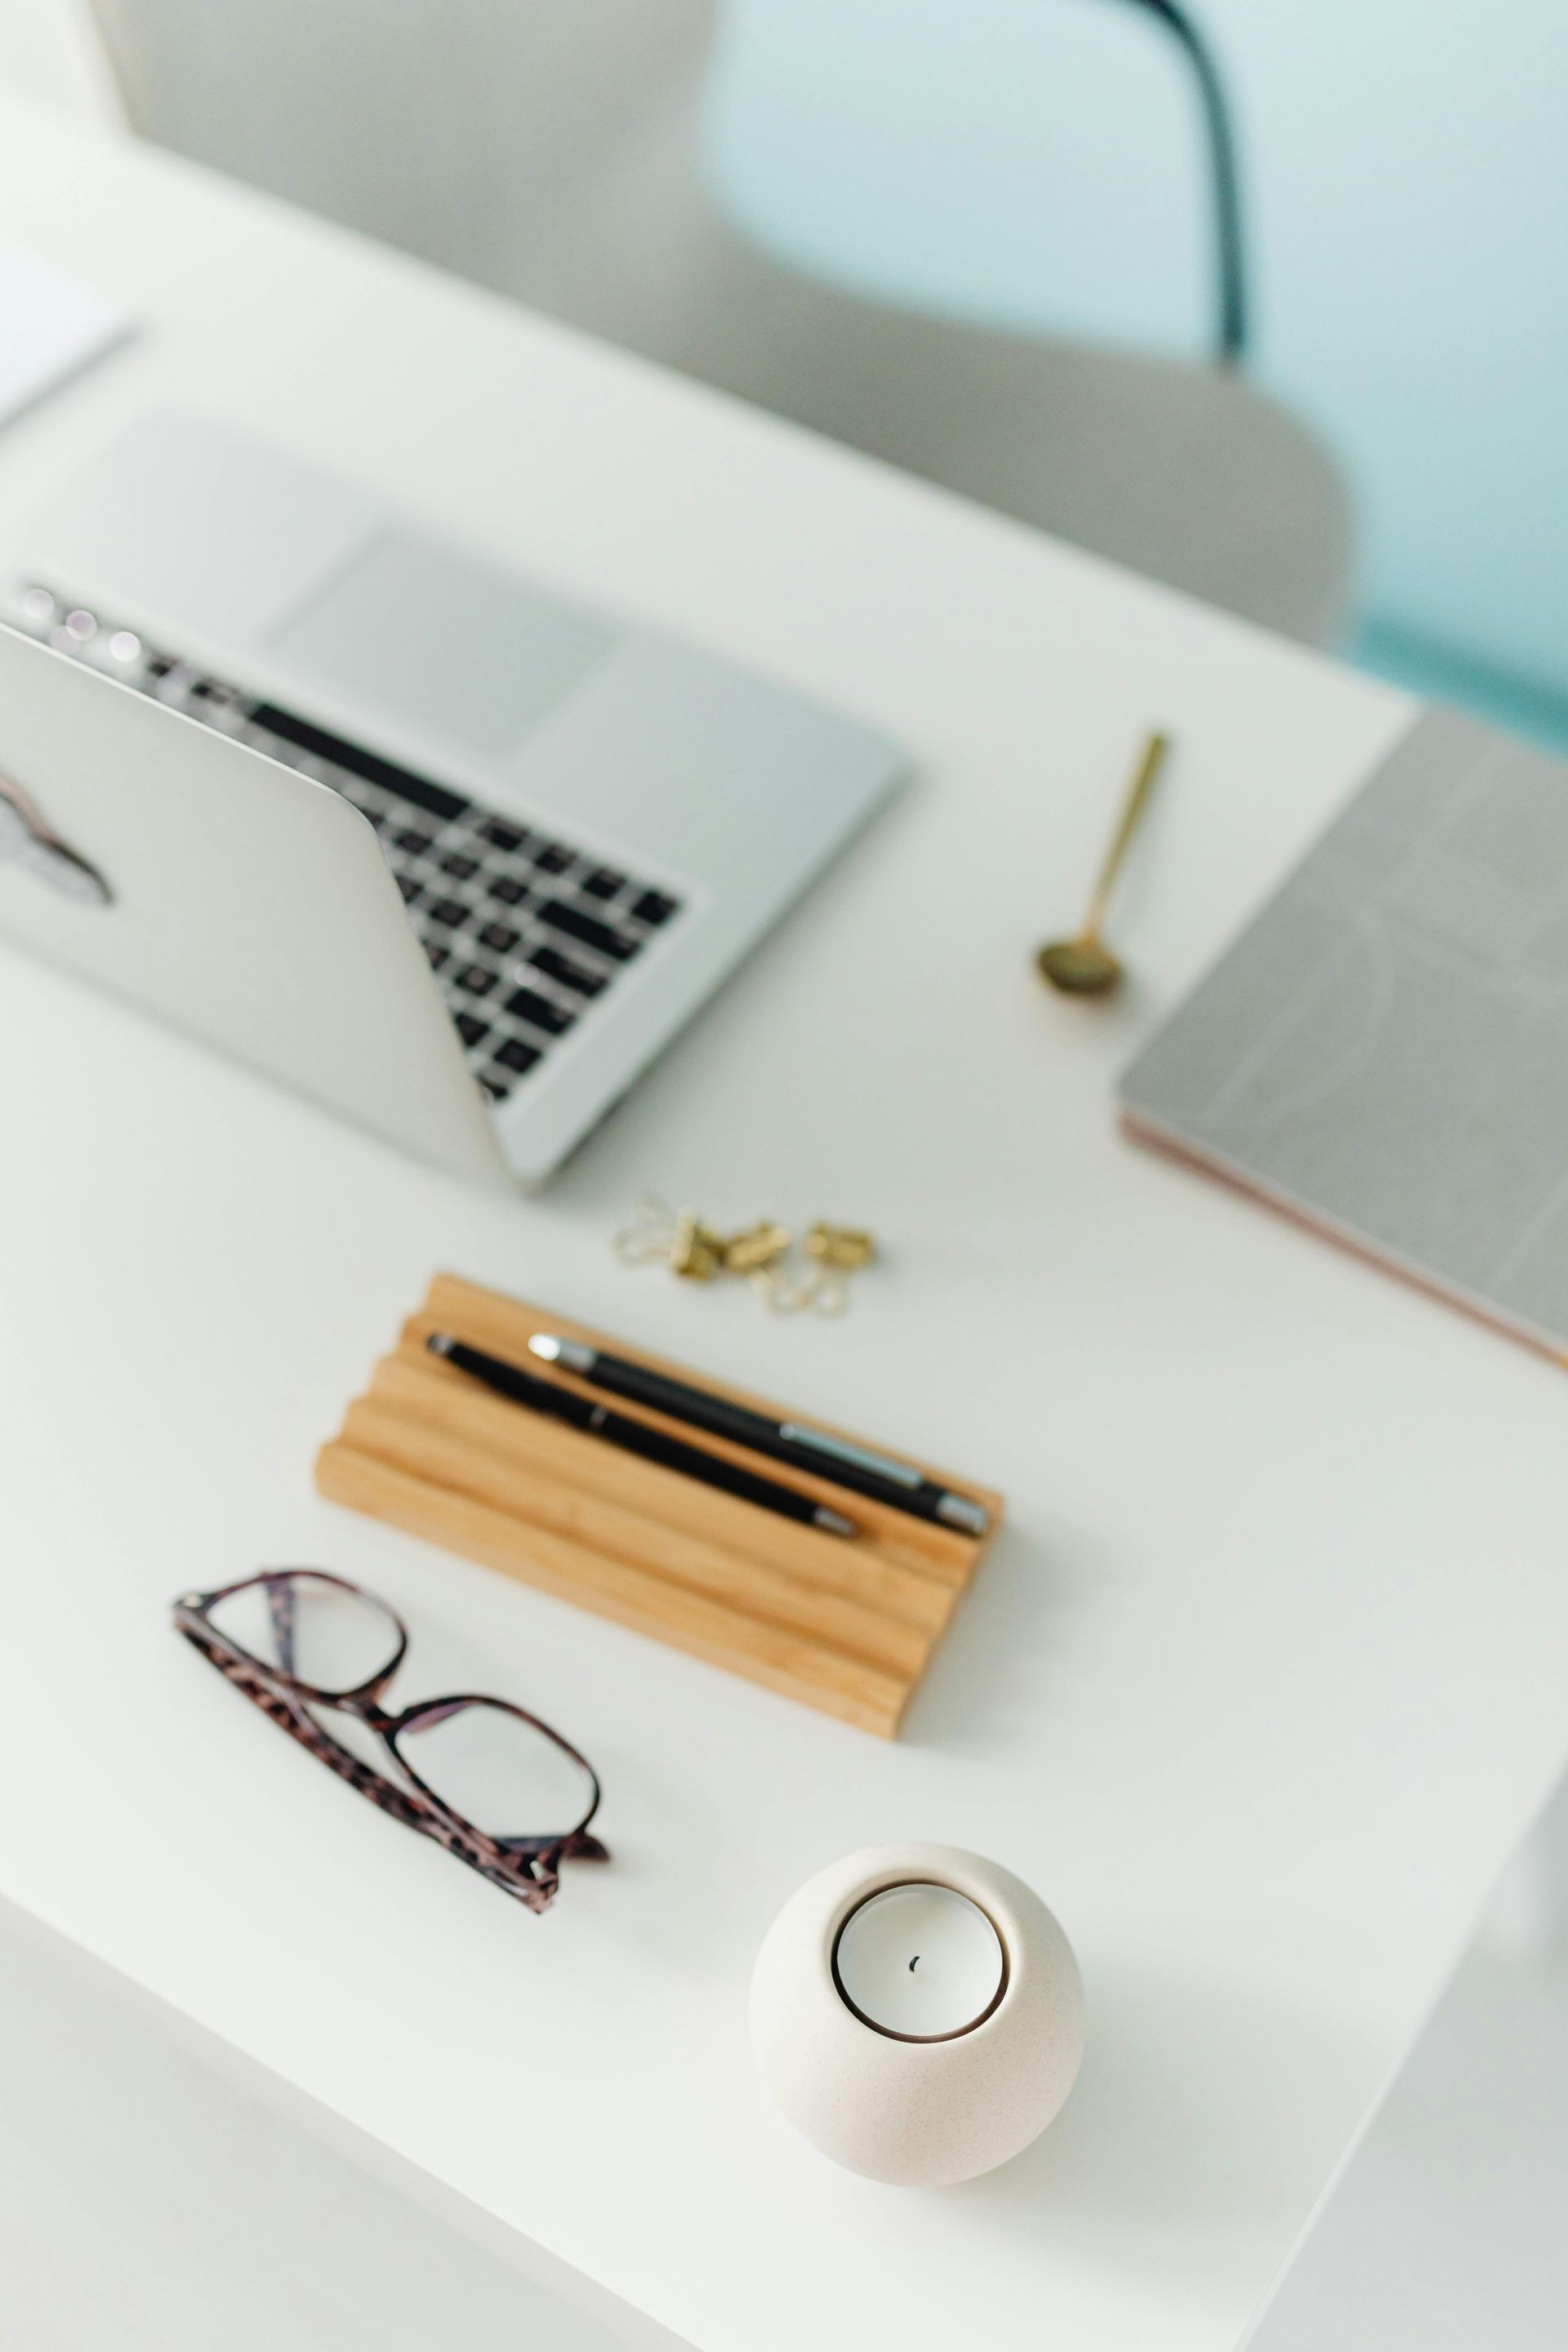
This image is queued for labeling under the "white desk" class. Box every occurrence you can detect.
[2,93,1566,2352]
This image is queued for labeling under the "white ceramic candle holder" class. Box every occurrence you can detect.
[751,1842,1085,2187]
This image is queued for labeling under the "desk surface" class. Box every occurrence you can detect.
[3,93,1566,2352]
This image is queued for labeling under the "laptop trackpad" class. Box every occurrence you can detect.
[268,532,614,755]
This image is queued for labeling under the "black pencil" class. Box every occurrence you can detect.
[425,1334,858,1539]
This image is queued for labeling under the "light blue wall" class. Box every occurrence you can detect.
[706,0,1568,701]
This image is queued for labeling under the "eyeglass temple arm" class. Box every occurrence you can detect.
[266,1575,299,1679]
[496,1829,611,1863]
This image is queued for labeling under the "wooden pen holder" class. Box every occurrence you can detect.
[314,1273,1002,1738]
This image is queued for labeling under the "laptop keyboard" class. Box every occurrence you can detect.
[7,585,684,1104]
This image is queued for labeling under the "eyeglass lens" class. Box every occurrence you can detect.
[206,1572,401,1690]
[397,1699,592,1844]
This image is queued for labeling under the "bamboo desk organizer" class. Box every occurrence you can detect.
[315,1272,1002,1738]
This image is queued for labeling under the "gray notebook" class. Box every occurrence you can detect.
[1120,706,1568,1361]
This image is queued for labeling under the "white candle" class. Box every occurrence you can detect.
[834,1882,1006,2040]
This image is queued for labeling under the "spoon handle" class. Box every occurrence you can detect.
[1084,730,1169,936]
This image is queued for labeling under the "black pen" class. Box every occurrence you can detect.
[526,1334,987,1536]
[426,1335,858,1539]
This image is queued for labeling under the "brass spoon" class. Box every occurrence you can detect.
[1036,729,1170,997]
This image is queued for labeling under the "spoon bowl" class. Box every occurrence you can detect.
[1035,936,1125,997]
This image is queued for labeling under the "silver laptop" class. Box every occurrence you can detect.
[0,412,904,1187]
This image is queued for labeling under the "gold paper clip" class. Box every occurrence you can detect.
[800,1222,876,1316]
[613,1197,878,1316]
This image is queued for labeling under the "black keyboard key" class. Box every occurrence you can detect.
[479,817,526,854]
[488,875,530,907]
[493,1037,543,1076]
[395,827,434,856]
[441,851,480,880]
[479,921,521,956]
[529,946,606,997]
[504,986,577,1036]
[427,898,468,929]
[532,843,573,875]
[250,702,469,822]
[581,867,626,901]
[453,963,498,997]
[538,901,639,960]
[425,943,452,972]
[397,875,425,906]
[631,889,679,926]
[455,1013,490,1049]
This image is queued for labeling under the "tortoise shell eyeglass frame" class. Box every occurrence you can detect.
[172,1569,608,1913]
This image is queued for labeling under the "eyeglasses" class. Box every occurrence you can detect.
[172,1570,607,1912]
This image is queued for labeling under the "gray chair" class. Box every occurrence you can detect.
[88,0,1353,644]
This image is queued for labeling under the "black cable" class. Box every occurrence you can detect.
[1109,0,1248,365]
